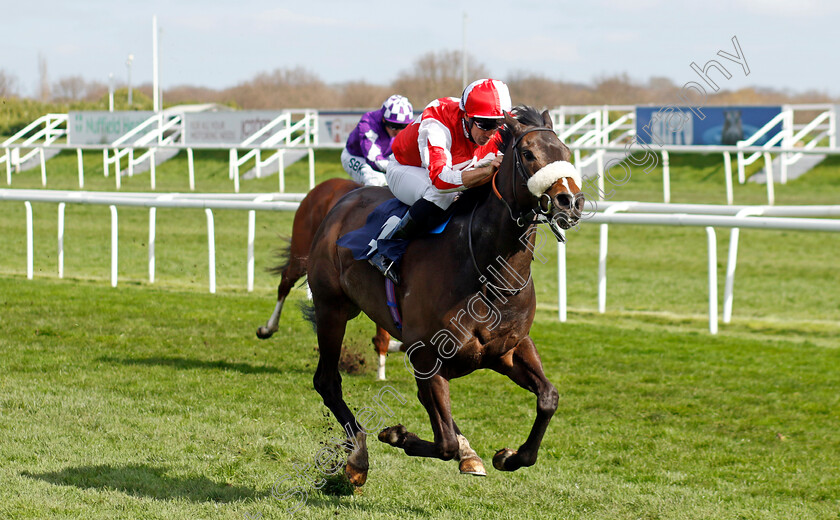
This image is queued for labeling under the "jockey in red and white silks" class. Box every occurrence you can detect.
[370,79,512,284]
[386,79,511,210]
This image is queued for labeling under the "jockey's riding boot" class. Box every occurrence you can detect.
[368,199,446,284]
[368,211,417,284]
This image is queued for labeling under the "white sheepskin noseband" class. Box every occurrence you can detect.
[526,161,581,197]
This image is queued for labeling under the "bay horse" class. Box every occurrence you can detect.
[255,177,398,380]
[305,106,584,486]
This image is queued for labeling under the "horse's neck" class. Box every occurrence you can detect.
[467,188,535,289]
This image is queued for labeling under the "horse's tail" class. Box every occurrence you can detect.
[298,299,317,333]
[267,235,294,277]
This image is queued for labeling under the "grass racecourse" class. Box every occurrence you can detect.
[0,149,839,519]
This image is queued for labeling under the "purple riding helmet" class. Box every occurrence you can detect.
[382,95,414,125]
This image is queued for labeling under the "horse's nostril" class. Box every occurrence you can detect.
[554,193,573,209]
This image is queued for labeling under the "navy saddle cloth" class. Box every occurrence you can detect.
[336,198,450,265]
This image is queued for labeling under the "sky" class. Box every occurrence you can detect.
[3,0,840,98]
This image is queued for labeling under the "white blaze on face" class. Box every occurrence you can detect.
[526,161,581,198]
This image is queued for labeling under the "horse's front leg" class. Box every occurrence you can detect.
[378,374,460,461]
[491,336,559,471]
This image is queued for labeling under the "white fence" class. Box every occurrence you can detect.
[0,189,301,293]
[4,188,839,335]
[5,105,836,208]
[556,201,840,334]
[3,109,320,193]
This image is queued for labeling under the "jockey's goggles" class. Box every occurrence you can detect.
[471,117,503,131]
[385,121,409,131]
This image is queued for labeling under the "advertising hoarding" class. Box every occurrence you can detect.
[635,106,783,146]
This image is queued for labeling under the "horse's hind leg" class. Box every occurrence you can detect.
[255,274,296,339]
[490,337,559,472]
[312,297,369,486]
[371,326,391,380]
[256,236,309,339]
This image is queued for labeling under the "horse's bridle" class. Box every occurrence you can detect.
[466,126,561,296]
[494,127,561,229]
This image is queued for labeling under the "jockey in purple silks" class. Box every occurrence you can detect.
[341,95,414,186]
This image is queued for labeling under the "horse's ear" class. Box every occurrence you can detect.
[504,111,525,135]
[541,110,553,130]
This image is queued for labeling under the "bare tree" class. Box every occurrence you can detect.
[223,66,338,109]
[0,69,19,98]
[38,53,50,101]
[506,72,596,108]
[52,75,88,101]
[337,81,392,109]
[391,50,490,108]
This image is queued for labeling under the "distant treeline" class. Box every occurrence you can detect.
[1,50,835,136]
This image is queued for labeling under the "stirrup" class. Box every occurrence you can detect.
[369,254,400,284]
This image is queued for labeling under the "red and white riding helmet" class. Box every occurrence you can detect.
[459,79,512,119]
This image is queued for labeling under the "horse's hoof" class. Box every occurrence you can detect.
[255,327,274,339]
[344,462,368,487]
[459,456,487,476]
[492,448,517,471]
[378,424,407,446]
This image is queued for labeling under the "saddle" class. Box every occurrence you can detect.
[336,198,451,267]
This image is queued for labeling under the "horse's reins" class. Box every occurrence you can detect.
[467,126,558,296]
[493,127,559,228]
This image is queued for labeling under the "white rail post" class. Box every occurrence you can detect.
[278,149,286,192]
[763,152,775,205]
[557,233,567,322]
[233,151,240,193]
[736,150,745,184]
[723,152,733,205]
[25,201,33,279]
[706,226,718,334]
[228,149,236,180]
[255,150,262,178]
[103,149,109,178]
[248,209,256,292]
[149,149,156,190]
[247,194,273,292]
[723,208,764,323]
[205,208,216,294]
[187,148,195,191]
[598,203,631,313]
[308,147,315,190]
[58,203,65,278]
[39,148,47,186]
[149,207,156,283]
[114,149,121,190]
[598,222,609,313]
[5,148,11,185]
[780,109,792,184]
[661,150,670,203]
[595,151,605,198]
[110,205,118,287]
[77,148,85,188]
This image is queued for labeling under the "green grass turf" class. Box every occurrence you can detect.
[0,149,838,518]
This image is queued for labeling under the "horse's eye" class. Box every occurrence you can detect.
[522,150,535,161]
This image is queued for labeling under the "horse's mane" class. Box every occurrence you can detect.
[496,105,545,154]
[452,105,545,213]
